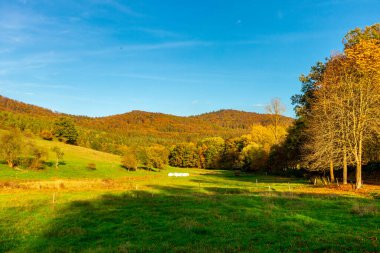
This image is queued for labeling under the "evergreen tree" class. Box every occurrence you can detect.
[54,117,78,145]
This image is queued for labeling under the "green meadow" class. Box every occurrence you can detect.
[0,137,379,252]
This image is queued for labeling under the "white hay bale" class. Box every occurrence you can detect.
[168,172,190,177]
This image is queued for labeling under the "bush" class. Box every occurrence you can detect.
[16,157,34,168]
[26,144,48,170]
[40,130,54,140]
[121,153,138,171]
[87,163,97,170]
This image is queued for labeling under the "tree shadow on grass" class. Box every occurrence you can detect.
[194,170,307,185]
[5,187,375,253]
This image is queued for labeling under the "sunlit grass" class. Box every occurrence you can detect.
[0,133,379,252]
[1,169,379,252]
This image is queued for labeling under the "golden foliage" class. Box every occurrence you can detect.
[345,39,380,74]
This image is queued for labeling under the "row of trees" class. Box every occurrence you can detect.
[121,145,169,171]
[118,98,290,173]
[286,24,380,189]
[166,117,287,171]
[0,130,64,170]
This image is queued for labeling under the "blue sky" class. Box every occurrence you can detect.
[0,0,379,117]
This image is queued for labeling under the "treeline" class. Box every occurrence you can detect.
[271,24,380,188]
[121,122,288,172]
[0,98,292,155]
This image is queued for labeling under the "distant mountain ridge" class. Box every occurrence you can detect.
[0,95,292,126]
[0,95,293,150]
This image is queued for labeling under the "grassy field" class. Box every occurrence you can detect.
[0,130,129,180]
[0,135,379,252]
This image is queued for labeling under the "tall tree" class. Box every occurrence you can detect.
[343,37,380,189]
[265,98,286,143]
[287,62,326,170]
[303,69,340,182]
[302,24,380,188]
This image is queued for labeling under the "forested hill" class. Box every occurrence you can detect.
[0,95,57,116]
[0,95,293,152]
[193,110,293,129]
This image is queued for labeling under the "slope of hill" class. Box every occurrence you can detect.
[193,109,293,129]
[0,95,57,116]
[0,95,293,151]
[0,129,125,180]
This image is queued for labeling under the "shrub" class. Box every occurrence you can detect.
[40,130,54,140]
[26,144,48,170]
[122,153,138,171]
[87,163,97,170]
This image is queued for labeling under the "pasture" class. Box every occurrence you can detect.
[0,166,379,252]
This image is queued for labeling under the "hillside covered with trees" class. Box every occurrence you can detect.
[0,95,292,153]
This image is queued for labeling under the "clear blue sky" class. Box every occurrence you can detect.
[0,0,379,117]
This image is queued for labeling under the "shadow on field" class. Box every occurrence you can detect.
[15,187,379,253]
[192,170,306,185]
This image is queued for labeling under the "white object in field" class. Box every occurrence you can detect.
[168,172,190,177]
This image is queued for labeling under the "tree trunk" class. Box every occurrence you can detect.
[343,145,348,185]
[55,158,59,169]
[355,139,363,189]
[355,161,362,189]
[329,160,335,182]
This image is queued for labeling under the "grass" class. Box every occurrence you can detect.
[0,169,379,252]
[0,131,129,180]
[0,133,379,252]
